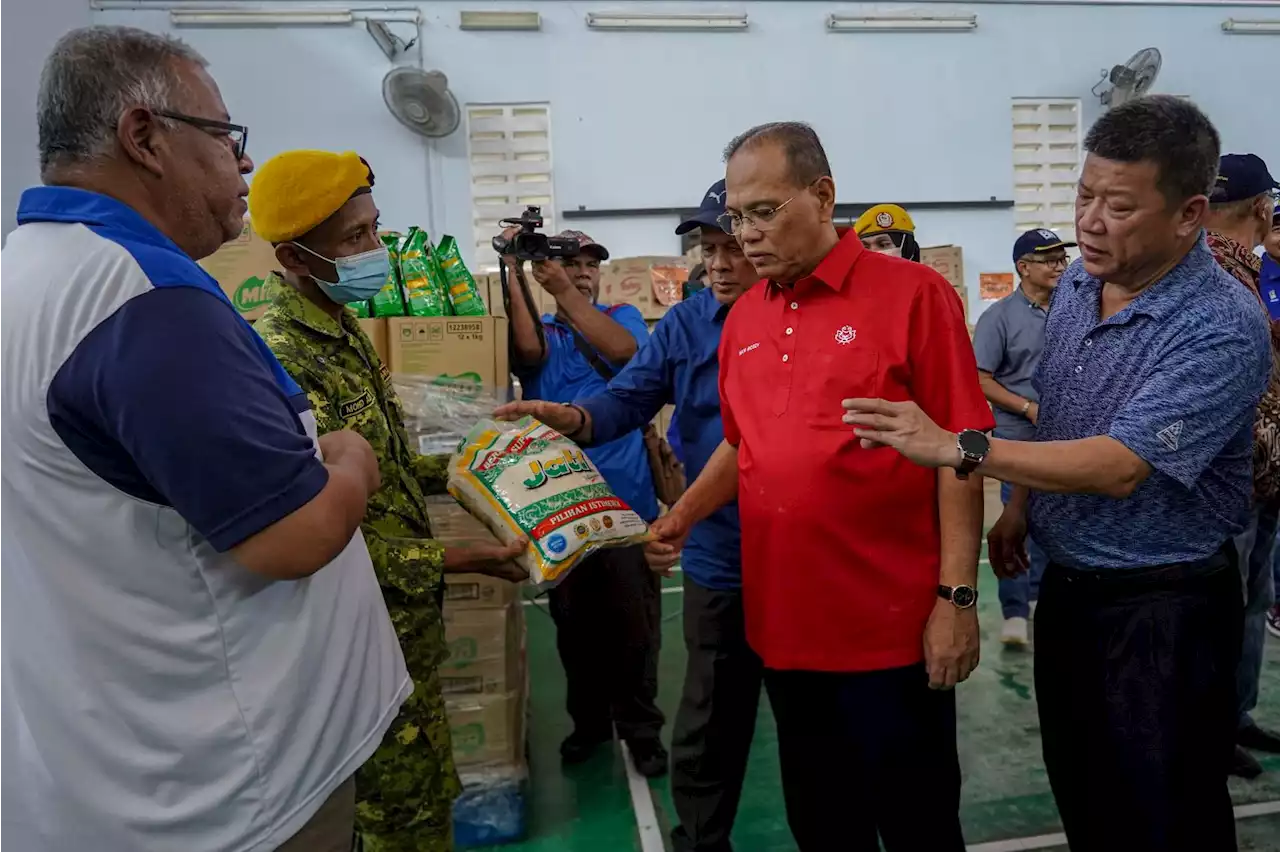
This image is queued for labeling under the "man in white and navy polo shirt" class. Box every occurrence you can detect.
[2,27,407,852]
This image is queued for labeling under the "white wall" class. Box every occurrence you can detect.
[2,0,93,238]
[82,1,1280,318]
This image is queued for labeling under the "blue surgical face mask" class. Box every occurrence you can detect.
[293,242,391,304]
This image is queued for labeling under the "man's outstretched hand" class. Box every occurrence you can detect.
[493,400,585,437]
[644,510,692,577]
[841,398,957,469]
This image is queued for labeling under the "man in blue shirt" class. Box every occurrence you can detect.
[500,229,666,776]
[972,229,1074,647]
[843,96,1271,851]
[498,180,762,852]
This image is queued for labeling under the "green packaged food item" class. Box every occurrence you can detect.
[435,235,487,317]
[352,299,371,318]
[370,231,408,317]
[398,227,450,317]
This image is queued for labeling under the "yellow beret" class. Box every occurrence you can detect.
[854,203,916,237]
[248,150,372,243]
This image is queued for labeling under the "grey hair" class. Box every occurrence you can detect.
[1083,95,1220,206]
[38,26,207,172]
[723,122,832,188]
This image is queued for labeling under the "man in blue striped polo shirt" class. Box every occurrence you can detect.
[843,95,1271,851]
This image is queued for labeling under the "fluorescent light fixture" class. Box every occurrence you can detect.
[460,10,542,31]
[585,12,748,31]
[1221,18,1280,34]
[827,13,977,32]
[170,9,354,27]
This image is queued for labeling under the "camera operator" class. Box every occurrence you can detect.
[498,227,667,777]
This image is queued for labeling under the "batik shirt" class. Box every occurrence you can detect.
[1207,231,1280,503]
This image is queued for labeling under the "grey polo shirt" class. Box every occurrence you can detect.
[972,286,1049,441]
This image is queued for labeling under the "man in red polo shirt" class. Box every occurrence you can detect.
[647,122,992,851]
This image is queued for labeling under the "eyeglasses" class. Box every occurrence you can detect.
[1025,255,1070,271]
[156,110,248,161]
[717,195,798,236]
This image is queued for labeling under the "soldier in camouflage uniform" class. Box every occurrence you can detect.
[247,150,525,852]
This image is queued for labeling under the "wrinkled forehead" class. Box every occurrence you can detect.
[725,142,796,211]
[179,61,231,120]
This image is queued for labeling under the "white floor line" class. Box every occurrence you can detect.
[620,738,666,852]
[966,799,1280,852]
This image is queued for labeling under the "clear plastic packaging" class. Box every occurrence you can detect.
[393,377,510,457]
[452,764,528,847]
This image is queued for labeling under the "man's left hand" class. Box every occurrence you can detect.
[530,260,573,296]
[923,599,980,690]
[842,398,957,469]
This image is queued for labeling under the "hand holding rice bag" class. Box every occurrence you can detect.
[448,417,649,587]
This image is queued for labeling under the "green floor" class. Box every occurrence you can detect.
[484,560,1280,851]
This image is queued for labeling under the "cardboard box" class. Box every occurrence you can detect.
[979,273,1015,301]
[386,316,510,390]
[425,496,524,609]
[480,273,507,318]
[199,218,280,320]
[357,318,390,365]
[442,603,525,697]
[920,245,965,292]
[447,689,526,768]
[598,256,689,320]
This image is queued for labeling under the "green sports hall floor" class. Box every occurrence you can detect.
[478,486,1280,852]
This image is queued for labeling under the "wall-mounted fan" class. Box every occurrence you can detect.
[382,67,461,138]
[1092,48,1162,108]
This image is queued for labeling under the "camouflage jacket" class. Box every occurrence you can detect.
[1207,231,1280,503]
[254,275,451,662]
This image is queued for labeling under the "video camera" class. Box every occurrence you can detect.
[491,206,581,262]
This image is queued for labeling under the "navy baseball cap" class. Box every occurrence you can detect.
[1012,228,1077,263]
[676,179,727,235]
[1211,154,1279,203]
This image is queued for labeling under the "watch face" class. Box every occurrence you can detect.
[951,585,977,608]
[958,429,990,458]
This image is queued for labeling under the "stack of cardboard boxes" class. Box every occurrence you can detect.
[920,245,967,321]
[427,496,529,847]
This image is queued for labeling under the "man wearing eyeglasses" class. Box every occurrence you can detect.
[971,229,1074,648]
[647,122,991,850]
[1204,153,1280,779]
[3,26,408,852]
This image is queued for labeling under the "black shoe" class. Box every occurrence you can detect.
[1239,722,1280,754]
[560,729,611,765]
[1231,745,1264,779]
[671,826,733,852]
[627,737,669,778]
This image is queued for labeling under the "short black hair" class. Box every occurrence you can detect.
[723,122,832,188]
[1083,95,1220,206]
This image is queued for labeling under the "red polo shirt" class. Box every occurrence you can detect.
[718,230,993,672]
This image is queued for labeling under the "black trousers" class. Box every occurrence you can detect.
[763,664,964,852]
[1035,549,1242,852]
[670,578,764,852]
[547,544,664,742]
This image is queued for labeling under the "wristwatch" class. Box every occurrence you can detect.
[938,584,978,609]
[955,429,990,480]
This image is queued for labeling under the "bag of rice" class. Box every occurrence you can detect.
[370,231,408,317]
[448,417,649,587]
[398,227,450,317]
[435,235,487,317]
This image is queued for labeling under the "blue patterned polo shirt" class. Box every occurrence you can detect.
[1028,236,1271,569]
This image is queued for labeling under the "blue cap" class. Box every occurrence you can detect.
[1012,228,1076,263]
[1211,154,1278,203]
[676,179,727,235]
